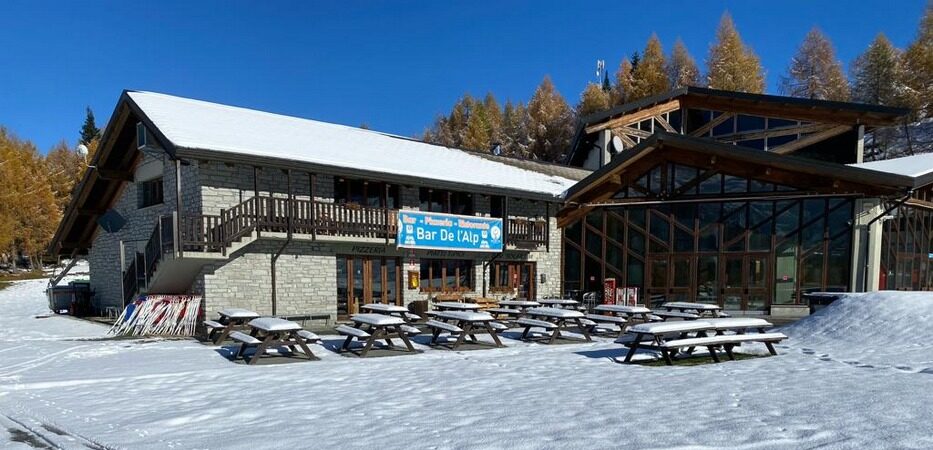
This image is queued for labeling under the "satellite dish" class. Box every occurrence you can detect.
[97,209,126,233]
[76,144,89,156]
[611,136,625,153]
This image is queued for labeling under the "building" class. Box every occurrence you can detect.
[48,91,587,321]
[48,87,933,320]
[561,87,933,316]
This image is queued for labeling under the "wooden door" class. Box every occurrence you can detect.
[338,255,402,319]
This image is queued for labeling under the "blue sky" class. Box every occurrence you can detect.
[0,0,927,152]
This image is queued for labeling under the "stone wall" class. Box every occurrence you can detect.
[87,149,200,311]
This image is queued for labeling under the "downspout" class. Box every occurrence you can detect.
[270,169,293,316]
[862,191,912,292]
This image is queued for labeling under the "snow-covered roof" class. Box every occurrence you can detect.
[127,91,575,197]
[849,153,933,178]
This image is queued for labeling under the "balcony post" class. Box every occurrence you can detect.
[220,208,227,256]
[384,183,390,244]
[254,166,261,238]
[310,172,317,241]
[503,196,510,247]
[173,211,182,258]
[545,202,550,252]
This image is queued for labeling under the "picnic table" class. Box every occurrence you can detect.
[537,298,582,309]
[204,308,261,344]
[426,311,504,349]
[487,300,541,321]
[518,307,592,344]
[360,303,420,323]
[230,317,319,365]
[433,302,482,312]
[660,302,729,318]
[336,313,417,357]
[594,304,659,323]
[619,319,786,365]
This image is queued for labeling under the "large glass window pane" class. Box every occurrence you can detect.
[699,173,722,194]
[607,243,624,271]
[629,207,646,230]
[696,256,718,303]
[803,199,826,225]
[586,229,603,257]
[775,201,800,238]
[628,229,645,256]
[774,242,797,304]
[748,257,767,288]
[827,235,851,288]
[699,227,719,252]
[564,246,581,289]
[606,213,624,243]
[673,259,690,287]
[626,258,644,288]
[723,175,748,193]
[674,227,694,252]
[724,258,743,289]
[565,220,583,245]
[650,258,669,288]
[650,214,670,244]
[370,258,383,303]
[828,199,853,238]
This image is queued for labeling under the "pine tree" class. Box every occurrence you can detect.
[780,28,850,101]
[79,107,101,145]
[577,82,611,117]
[850,33,905,106]
[667,38,701,89]
[903,2,933,118]
[612,59,636,106]
[706,12,766,93]
[526,76,574,162]
[631,34,671,100]
[602,71,611,92]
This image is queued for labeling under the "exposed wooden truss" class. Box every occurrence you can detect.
[712,123,832,143]
[689,113,735,137]
[585,99,681,134]
[771,125,852,154]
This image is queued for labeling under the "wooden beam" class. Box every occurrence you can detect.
[689,112,735,137]
[585,99,681,134]
[613,126,652,139]
[613,132,637,148]
[681,96,893,126]
[771,125,852,154]
[76,207,107,215]
[654,114,676,132]
[711,123,831,143]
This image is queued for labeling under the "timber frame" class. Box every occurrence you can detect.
[567,86,910,167]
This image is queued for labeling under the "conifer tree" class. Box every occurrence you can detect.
[79,107,101,145]
[526,76,574,162]
[577,82,611,117]
[482,93,503,148]
[612,59,636,106]
[903,2,933,118]
[706,12,766,93]
[502,100,531,157]
[850,33,904,106]
[780,28,850,101]
[45,140,85,211]
[667,38,701,89]
[631,34,671,100]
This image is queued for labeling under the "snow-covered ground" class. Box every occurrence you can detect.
[1,276,932,450]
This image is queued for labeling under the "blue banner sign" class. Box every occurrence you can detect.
[397,210,503,252]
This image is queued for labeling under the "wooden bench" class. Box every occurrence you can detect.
[425,319,463,334]
[336,324,371,339]
[399,325,422,335]
[585,314,628,325]
[203,320,224,341]
[486,308,522,319]
[516,318,557,340]
[657,332,787,365]
[229,331,261,361]
[296,330,320,343]
[488,321,509,331]
[279,313,332,327]
[473,297,499,310]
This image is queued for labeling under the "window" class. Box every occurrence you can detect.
[334,178,399,208]
[419,188,474,215]
[136,122,148,148]
[138,177,163,208]
[419,259,474,292]
[490,195,505,218]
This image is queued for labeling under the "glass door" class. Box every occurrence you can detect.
[722,255,744,310]
[337,255,403,319]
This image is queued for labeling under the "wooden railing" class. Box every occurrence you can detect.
[508,217,549,246]
[166,195,547,257]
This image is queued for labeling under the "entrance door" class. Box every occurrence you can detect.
[722,253,770,311]
[492,262,536,300]
[337,255,402,318]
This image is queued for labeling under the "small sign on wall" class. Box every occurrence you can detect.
[407,271,420,289]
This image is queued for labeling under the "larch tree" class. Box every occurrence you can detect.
[850,33,905,106]
[45,140,85,212]
[667,38,701,89]
[463,99,491,150]
[482,93,504,148]
[780,28,850,101]
[79,107,101,145]
[502,100,531,157]
[706,12,766,93]
[612,59,636,106]
[577,82,611,117]
[526,76,574,162]
[903,2,933,118]
[631,34,671,100]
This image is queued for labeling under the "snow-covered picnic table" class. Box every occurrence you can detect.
[204,308,261,344]
[433,301,482,311]
[660,302,729,318]
[519,307,592,344]
[487,300,541,321]
[337,313,417,357]
[537,298,581,309]
[360,303,420,322]
[228,317,319,365]
[620,319,786,365]
[593,304,660,324]
[426,311,504,349]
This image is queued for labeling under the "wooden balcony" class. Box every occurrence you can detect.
[173,196,547,253]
